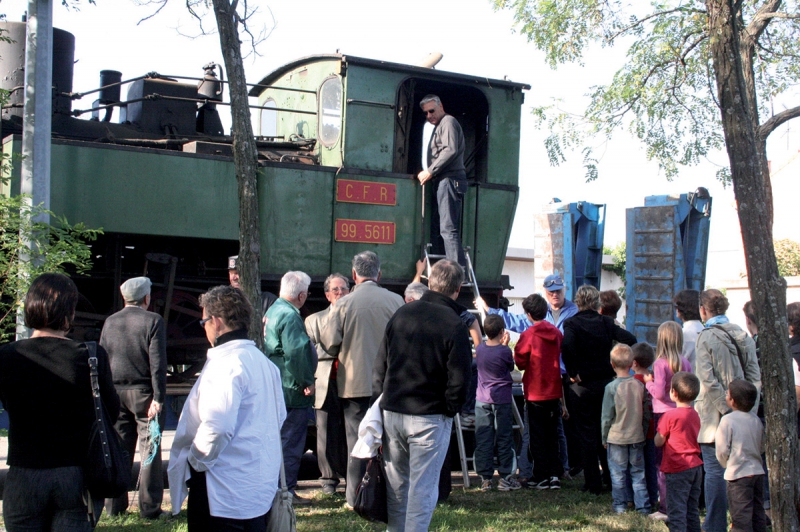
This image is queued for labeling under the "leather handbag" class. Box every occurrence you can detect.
[266,399,296,532]
[83,342,131,501]
[354,450,388,523]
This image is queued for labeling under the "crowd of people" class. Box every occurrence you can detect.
[2,256,800,532]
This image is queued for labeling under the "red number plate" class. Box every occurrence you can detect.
[336,179,396,206]
[335,219,396,244]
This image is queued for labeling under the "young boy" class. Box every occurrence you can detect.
[655,372,703,532]
[513,293,563,490]
[474,314,520,491]
[602,344,651,514]
[715,379,767,532]
[631,343,659,511]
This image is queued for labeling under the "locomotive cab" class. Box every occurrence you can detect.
[250,54,528,297]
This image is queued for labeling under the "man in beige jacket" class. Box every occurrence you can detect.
[320,251,404,506]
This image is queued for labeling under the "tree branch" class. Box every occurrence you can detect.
[744,0,783,45]
[605,7,706,42]
[759,104,800,139]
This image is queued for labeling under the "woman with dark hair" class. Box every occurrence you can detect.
[599,290,622,322]
[562,285,637,495]
[694,289,761,532]
[674,289,704,369]
[0,273,119,531]
[169,285,285,531]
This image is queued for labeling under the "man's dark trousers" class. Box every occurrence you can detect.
[341,397,370,506]
[316,379,348,489]
[106,388,164,518]
[430,175,467,267]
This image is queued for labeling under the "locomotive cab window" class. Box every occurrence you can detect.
[260,99,277,137]
[393,79,489,182]
[319,76,343,148]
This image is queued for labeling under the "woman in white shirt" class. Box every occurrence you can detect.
[169,286,286,531]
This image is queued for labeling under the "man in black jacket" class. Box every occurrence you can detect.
[100,276,167,519]
[372,260,472,531]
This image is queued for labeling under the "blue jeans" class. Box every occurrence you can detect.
[701,443,728,532]
[281,406,312,492]
[666,466,703,532]
[627,438,658,509]
[431,175,466,266]
[3,466,100,531]
[383,410,452,532]
[474,402,515,479]
[608,442,648,513]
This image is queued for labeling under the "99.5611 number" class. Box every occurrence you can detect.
[335,219,395,244]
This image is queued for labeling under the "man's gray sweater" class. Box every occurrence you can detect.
[100,306,167,403]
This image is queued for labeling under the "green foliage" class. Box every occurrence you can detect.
[602,242,626,285]
[775,238,800,277]
[493,0,800,181]
[0,195,101,341]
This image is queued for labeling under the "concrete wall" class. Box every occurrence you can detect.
[717,276,800,329]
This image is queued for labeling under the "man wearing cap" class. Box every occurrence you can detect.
[475,274,578,336]
[227,255,278,316]
[475,273,579,479]
[100,277,167,519]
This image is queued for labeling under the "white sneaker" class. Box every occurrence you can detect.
[649,511,669,521]
[549,476,560,490]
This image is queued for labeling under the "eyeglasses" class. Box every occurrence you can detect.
[199,317,212,327]
[543,277,564,288]
[328,287,350,293]
[424,109,437,115]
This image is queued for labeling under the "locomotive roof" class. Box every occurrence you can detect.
[248,54,530,97]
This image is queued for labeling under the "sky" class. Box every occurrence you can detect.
[3,0,798,285]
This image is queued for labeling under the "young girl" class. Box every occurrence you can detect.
[644,321,692,520]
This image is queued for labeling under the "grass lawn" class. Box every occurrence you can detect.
[86,477,670,532]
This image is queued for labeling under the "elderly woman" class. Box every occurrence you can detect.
[169,286,285,531]
[561,285,637,495]
[694,289,760,532]
[0,273,119,531]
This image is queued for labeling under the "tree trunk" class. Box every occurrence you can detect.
[210,0,264,349]
[706,0,799,529]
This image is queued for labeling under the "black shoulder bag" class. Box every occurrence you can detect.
[84,342,131,510]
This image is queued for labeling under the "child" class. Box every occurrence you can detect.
[602,344,651,514]
[655,372,703,532]
[474,314,520,491]
[715,379,767,532]
[631,342,658,512]
[645,321,693,520]
[513,294,563,490]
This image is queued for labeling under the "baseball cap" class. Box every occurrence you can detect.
[543,274,565,292]
[228,255,238,270]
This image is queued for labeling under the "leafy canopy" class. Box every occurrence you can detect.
[495,0,800,181]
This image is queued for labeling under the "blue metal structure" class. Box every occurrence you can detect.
[625,188,712,344]
[533,201,606,301]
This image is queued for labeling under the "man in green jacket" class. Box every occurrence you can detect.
[264,270,315,505]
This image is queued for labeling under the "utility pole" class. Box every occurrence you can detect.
[17,0,53,339]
